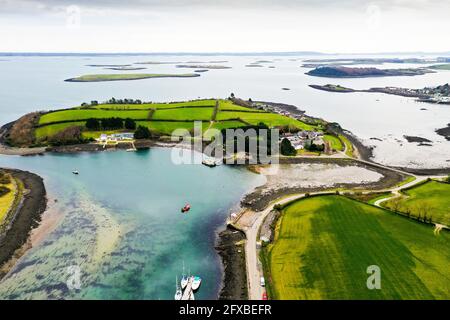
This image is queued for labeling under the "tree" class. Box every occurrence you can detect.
[124,118,136,130]
[100,117,123,130]
[446,174,450,183]
[134,125,151,139]
[85,118,100,130]
[280,138,296,156]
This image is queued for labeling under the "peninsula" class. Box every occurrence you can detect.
[0,169,47,279]
[310,83,450,104]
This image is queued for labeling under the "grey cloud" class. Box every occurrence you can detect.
[0,0,447,14]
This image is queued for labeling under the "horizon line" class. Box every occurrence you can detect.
[1,50,450,56]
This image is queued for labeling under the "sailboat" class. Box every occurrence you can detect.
[192,276,202,291]
[181,262,188,290]
[174,276,182,300]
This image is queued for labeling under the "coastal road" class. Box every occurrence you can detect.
[243,173,447,300]
[244,191,332,300]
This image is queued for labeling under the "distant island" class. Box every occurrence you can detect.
[310,83,450,104]
[175,64,231,69]
[64,73,200,82]
[429,63,450,70]
[309,84,355,93]
[301,57,450,68]
[105,66,147,71]
[306,66,433,78]
[86,64,132,67]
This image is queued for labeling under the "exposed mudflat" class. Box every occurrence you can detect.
[242,159,406,211]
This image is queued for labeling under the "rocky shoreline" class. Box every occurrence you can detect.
[215,225,248,300]
[0,169,47,279]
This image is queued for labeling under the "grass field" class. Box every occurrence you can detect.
[323,134,343,151]
[152,107,214,121]
[35,99,317,141]
[383,181,450,225]
[218,100,266,112]
[0,176,17,225]
[35,121,86,139]
[89,99,217,110]
[216,111,313,130]
[65,73,200,82]
[136,121,207,136]
[39,110,150,125]
[339,134,354,157]
[263,195,450,300]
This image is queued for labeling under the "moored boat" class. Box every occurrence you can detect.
[192,276,202,291]
[174,276,182,300]
[181,203,191,213]
[181,262,188,289]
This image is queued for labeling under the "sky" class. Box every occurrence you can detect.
[0,0,449,53]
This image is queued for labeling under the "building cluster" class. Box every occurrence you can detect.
[281,130,324,150]
[253,103,305,121]
[97,132,134,143]
[420,86,450,103]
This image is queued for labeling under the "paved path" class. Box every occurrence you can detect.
[243,191,332,300]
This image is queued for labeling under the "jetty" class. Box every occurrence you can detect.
[181,276,195,300]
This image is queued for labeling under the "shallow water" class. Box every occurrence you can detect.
[0,148,264,299]
[0,54,449,167]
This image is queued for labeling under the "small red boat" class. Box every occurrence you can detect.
[181,204,191,213]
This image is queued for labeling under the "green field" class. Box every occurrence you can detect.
[152,107,214,121]
[39,110,150,125]
[218,100,266,112]
[323,134,343,151]
[136,121,207,136]
[263,195,450,300]
[65,73,200,82]
[89,100,217,110]
[0,176,16,225]
[35,121,86,139]
[339,134,354,157]
[35,99,317,142]
[383,181,450,225]
[216,111,313,130]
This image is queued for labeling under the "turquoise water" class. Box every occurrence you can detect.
[0,149,264,299]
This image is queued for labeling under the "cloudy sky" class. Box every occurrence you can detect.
[0,0,449,53]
